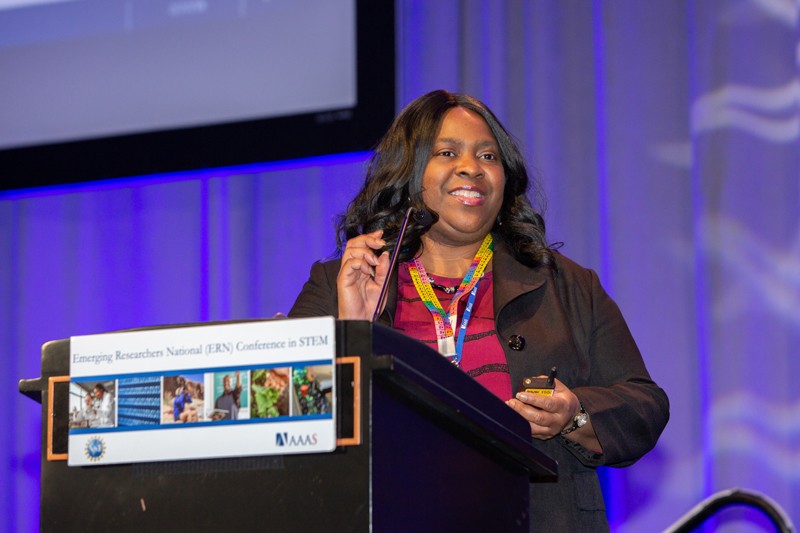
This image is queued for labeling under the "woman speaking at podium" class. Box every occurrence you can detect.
[289,90,669,531]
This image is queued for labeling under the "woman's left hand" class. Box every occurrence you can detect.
[506,378,602,452]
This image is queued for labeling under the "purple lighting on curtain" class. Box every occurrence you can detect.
[685,3,716,523]
[200,177,212,322]
[590,2,621,527]
[591,2,612,288]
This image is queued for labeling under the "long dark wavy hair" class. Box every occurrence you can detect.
[336,89,553,268]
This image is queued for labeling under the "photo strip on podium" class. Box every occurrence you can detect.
[19,317,557,531]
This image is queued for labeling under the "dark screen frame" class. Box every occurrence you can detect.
[0,1,395,190]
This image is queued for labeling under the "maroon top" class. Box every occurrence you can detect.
[393,264,512,401]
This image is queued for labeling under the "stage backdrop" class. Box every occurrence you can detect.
[2,1,798,531]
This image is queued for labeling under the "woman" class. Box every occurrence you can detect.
[172,377,196,423]
[290,90,669,530]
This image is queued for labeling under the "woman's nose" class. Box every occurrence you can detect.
[455,154,483,178]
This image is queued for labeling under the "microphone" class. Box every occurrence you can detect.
[371,207,433,321]
[413,208,434,228]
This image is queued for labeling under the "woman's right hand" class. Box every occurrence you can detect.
[337,230,390,319]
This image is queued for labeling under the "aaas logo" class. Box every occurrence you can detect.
[275,432,318,447]
[84,436,106,462]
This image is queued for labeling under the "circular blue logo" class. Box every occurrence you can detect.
[84,437,106,462]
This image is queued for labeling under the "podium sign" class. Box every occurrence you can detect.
[68,316,336,465]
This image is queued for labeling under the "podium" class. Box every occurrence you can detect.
[19,320,556,531]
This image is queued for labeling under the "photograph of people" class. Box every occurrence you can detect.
[75,382,116,428]
[213,370,246,420]
[162,374,203,423]
[288,90,670,530]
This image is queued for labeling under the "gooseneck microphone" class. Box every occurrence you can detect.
[371,207,434,321]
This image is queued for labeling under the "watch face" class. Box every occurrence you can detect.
[575,412,589,428]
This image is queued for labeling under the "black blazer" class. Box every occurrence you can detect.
[290,242,669,531]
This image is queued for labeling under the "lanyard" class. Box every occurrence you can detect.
[407,233,494,366]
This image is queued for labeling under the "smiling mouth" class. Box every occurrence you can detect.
[449,189,484,199]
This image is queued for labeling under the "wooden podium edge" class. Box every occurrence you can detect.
[47,376,69,462]
[335,355,361,446]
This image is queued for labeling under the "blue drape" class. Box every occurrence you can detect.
[2,1,798,531]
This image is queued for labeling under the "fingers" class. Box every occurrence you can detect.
[506,378,579,439]
[506,397,565,439]
[343,254,379,280]
[337,230,389,319]
[373,248,390,280]
[340,230,386,280]
[343,230,386,259]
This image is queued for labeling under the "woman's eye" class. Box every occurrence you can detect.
[437,150,455,157]
[481,153,498,161]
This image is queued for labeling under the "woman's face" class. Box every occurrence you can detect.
[421,107,505,247]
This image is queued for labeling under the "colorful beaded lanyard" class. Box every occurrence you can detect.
[407,233,494,366]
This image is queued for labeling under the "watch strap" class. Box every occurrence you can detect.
[560,403,587,436]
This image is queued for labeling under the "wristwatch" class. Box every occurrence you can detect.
[560,404,588,436]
